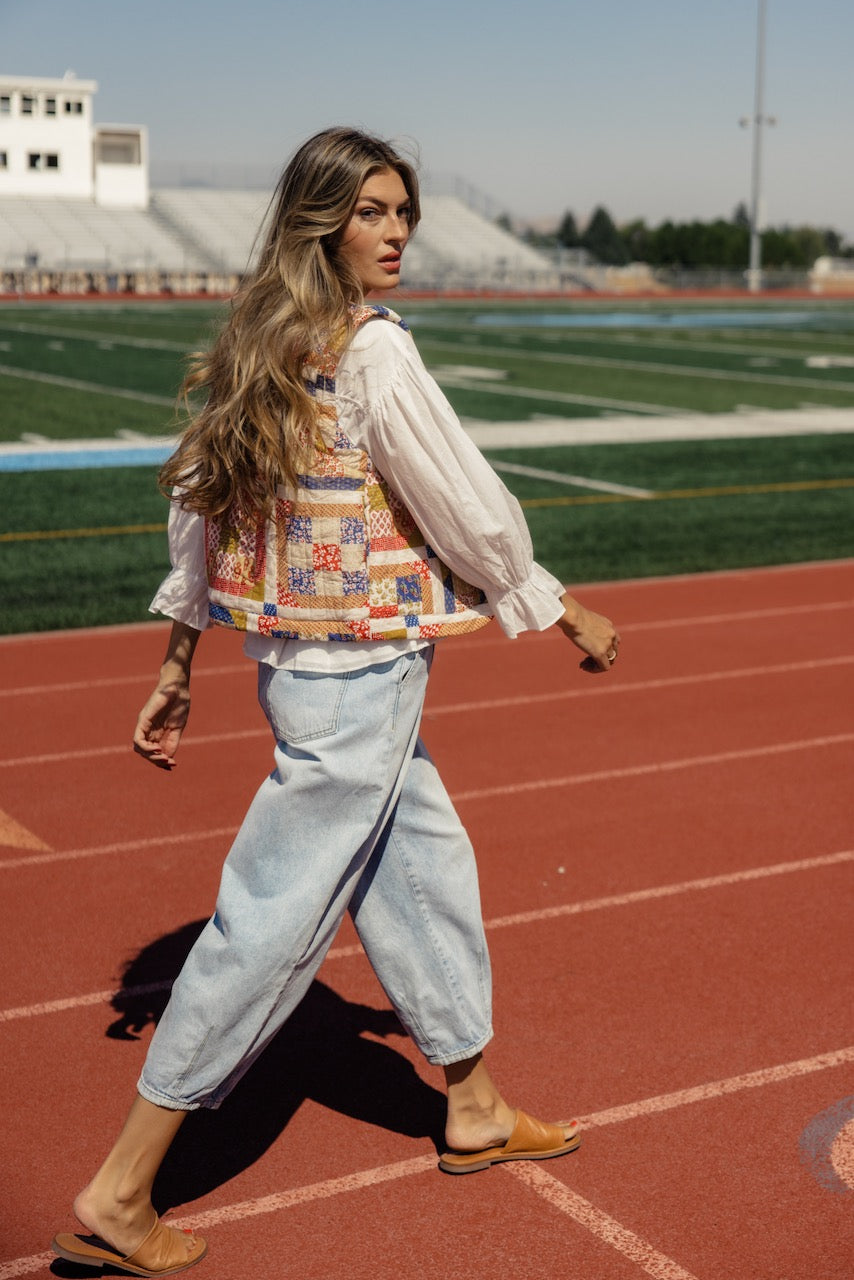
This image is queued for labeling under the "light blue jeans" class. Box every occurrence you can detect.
[138,648,493,1110]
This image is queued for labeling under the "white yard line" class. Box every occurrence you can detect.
[0,319,191,351]
[490,459,654,497]
[462,406,854,447]
[439,374,679,415]
[426,338,854,393]
[0,363,175,406]
[463,324,854,362]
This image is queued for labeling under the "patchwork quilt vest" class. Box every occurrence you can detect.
[204,304,491,642]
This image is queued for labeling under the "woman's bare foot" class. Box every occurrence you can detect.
[442,1052,577,1153]
[444,1106,578,1153]
[72,1182,162,1258]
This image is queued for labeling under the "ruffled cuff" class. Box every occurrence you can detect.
[149,566,211,631]
[485,562,566,639]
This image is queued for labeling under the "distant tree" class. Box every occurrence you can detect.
[495,213,514,234]
[556,211,580,249]
[621,218,652,262]
[761,225,827,268]
[582,206,630,265]
[698,219,749,268]
[733,202,751,229]
[823,228,843,256]
[560,202,850,269]
[648,219,678,267]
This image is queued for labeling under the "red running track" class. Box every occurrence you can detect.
[1,559,853,1279]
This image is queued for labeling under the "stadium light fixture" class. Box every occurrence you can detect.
[739,0,776,293]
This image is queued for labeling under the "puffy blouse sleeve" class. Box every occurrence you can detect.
[148,499,211,631]
[336,319,566,639]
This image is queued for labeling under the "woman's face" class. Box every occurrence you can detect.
[337,168,412,293]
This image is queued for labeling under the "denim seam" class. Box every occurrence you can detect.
[386,825,491,1047]
[169,1027,215,1100]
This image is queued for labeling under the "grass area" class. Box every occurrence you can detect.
[1,297,853,634]
[505,446,854,583]
[0,376,175,439]
[1,467,171,632]
[484,433,854,494]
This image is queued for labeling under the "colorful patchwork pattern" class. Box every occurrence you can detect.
[206,304,490,642]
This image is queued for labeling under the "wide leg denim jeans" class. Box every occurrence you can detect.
[138,648,493,1110]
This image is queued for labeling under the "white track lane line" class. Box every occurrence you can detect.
[0,663,249,699]
[447,597,854,655]
[1,735,852,859]
[6,1045,854,1279]
[427,654,854,716]
[1,653,853,769]
[509,1163,701,1280]
[2,849,850,1020]
[484,849,854,931]
[451,732,854,804]
[578,1045,854,1131]
[5,596,850,701]
[0,560,849,652]
[0,826,240,874]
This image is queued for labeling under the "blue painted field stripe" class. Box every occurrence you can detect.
[0,444,174,472]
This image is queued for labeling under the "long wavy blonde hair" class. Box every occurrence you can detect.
[160,127,420,516]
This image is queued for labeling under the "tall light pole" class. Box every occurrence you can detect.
[740,0,776,293]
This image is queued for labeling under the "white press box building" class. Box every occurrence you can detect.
[0,71,148,207]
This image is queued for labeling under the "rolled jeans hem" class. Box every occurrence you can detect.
[422,1026,494,1068]
[136,1078,202,1112]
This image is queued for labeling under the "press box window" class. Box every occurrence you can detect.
[21,95,36,115]
[64,99,83,114]
[45,97,57,116]
[0,95,11,114]
[28,152,59,170]
[0,152,8,169]
[94,132,142,165]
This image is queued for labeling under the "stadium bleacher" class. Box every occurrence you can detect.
[0,196,198,271]
[149,188,270,272]
[0,187,558,292]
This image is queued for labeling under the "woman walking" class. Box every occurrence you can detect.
[53,126,619,1276]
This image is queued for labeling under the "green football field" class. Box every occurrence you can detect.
[1,296,853,634]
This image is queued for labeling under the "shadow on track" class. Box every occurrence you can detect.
[103,919,446,1213]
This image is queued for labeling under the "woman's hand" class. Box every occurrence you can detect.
[133,679,191,769]
[132,621,201,769]
[556,593,620,674]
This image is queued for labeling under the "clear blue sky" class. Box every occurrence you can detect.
[3,0,853,238]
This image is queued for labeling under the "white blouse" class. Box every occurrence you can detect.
[150,317,566,671]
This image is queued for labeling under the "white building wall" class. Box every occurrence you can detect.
[94,126,149,207]
[0,73,97,198]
